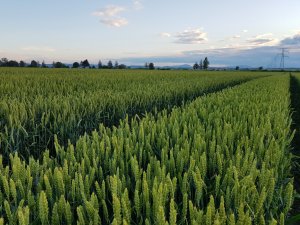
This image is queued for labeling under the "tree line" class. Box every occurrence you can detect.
[0,58,128,69]
[0,58,158,70]
[193,57,209,70]
[0,57,211,70]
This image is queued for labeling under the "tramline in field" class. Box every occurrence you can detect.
[0,68,265,160]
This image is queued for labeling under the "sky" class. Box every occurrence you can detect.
[1,0,300,67]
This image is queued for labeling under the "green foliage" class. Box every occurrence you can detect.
[0,71,295,224]
[39,191,49,225]
[0,68,264,160]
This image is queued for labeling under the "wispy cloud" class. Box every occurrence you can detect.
[247,33,278,46]
[121,44,294,68]
[160,32,171,38]
[92,5,128,27]
[231,35,241,39]
[121,32,300,67]
[177,46,283,67]
[100,18,128,27]
[21,46,56,52]
[92,1,144,27]
[175,28,207,44]
[280,32,300,46]
[92,5,125,17]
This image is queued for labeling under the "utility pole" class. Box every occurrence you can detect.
[279,48,289,70]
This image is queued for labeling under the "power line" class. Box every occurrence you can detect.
[267,54,280,69]
[279,48,289,70]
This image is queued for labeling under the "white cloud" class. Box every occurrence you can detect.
[175,28,207,44]
[21,46,56,52]
[100,18,128,27]
[243,29,248,33]
[248,33,278,46]
[93,5,128,28]
[160,32,171,38]
[92,2,143,28]
[280,32,300,46]
[92,5,125,17]
[232,35,241,39]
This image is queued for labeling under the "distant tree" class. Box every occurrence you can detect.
[53,61,67,68]
[114,61,119,69]
[7,60,19,67]
[145,62,148,69]
[149,62,155,70]
[91,65,96,69]
[30,60,38,67]
[81,59,90,68]
[72,62,80,68]
[193,62,199,70]
[107,60,113,69]
[199,60,203,70]
[41,61,47,68]
[0,58,8,67]
[235,66,240,70]
[258,66,263,71]
[203,57,209,70]
[98,60,103,69]
[19,61,26,67]
[118,64,127,69]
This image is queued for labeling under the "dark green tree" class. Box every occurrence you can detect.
[7,60,19,67]
[114,61,119,69]
[81,59,90,68]
[118,64,127,69]
[107,60,113,69]
[193,62,199,70]
[41,61,47,68]
[98,60,103,69]
[203,57,209,70]
[149,62,155,70]
[30,60,38,67]
[72,62,80,68]
[19,61,26,67]
[0,58,8,67]
[199,60,203,70]
[53,61,68,68]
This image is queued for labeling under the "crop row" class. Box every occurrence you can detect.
[290,73,300,219]
[0,74,293,224]
[0,68,266,160]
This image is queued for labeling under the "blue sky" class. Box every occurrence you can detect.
[1,0,300,67]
